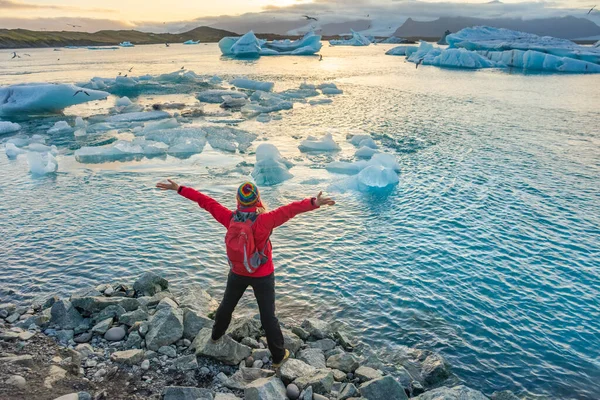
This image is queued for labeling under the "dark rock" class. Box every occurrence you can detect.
[241,336,261,348]
[326,352,360,373]
[291,326,310,340]
[104,326,126,341]
[286,383,300,400]
[338,382,359,400]
[119,309,149,326]
[145,305,183,351]
[421,354,450,386]
[71,296,140,315]
[91,318,113,335]
[158,345,177,357]
[173,354,198,371]
[359,376,408,400]
[74,332,93,343]
[293,369,334,395]
[133,272,169,297]
[50,300,84,329]
[162,386,214,400]
[413,385,488,400]
[94,305,126,323]
[491,390,521,400]
[245,377,287,400]
[124,331,143,348]
[282,329,303,354]
[298,348,327,369]
[192,328,251,365]
[246,356,255,368]
[55,329,74,343]
[334,331,355,351]
[227,317,262,341]
[183,308,214,340]
[307,338,336,352]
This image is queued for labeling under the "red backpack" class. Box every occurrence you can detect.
[225,212,269,274]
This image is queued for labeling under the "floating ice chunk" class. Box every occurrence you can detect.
[220,95,248,109]
[407,42,496,69]
[209,75,223,84]
[356,146,379,159]
[204,126,257,153]
[106,111,170,123]
[220,31,321,57]
[119,41,134,47]
[5,143,26,159]
[168,138,207,156]
[114,76,138,88]
[298,133,341,152]
[144,127,206,146]
[256,114,271,123]
[478,49,600,73]
[47,121,72,134]
[321,87,343,95]
[74,117,87,137]
[251,143,294,186]
[27,151,58,175]
[75,140,143,163]
[326,160,368,175]
[28,142,57,154]
[355,165,399,191]
[116,96,132,107]
[381,36,406,44]
[370,153,400,172]
[7,137,30,147]
[300,83,316,90]
[309,98,333,106]
[385,45,418,56]
[242,92,292,117]
[349,134,373,147]
[230,31,262,58]
[279,88,320,100]
[0,121,21,134]
[198,90,248,103]
[139,118,180,135]
[329,30,371,46]
[183,40,200,45]
[317,83,338,89]
[230,78,274,92]
[0,84,109,116]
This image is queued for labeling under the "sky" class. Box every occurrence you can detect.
[0,0,598,32]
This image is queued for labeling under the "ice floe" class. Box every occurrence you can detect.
[119,41,134,47]
[299,133,341,152]
[251,143,294,186]
[183,40,200,45]
[27,151,58,176]
[329,30,371,46]
[47,121,73,134]
[329,153,401,192]
[198,90,248,104]
[380,36,406,44]
[220,96,248,109]
[385,45,418,57]
[0,83,109,116]
[231,78,274,92]
[0,121,21,134]
[355,146,379,159]
[106,111,170,123]
[220,31,321,57]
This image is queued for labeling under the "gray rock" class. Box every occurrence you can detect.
[253,360,264,369]
[139,321,149,337]
[334,331,355,351]
[252,348,271,360]
[75,344,94,357]
[176,283,219,316]
[221,368,275,390]
[414,385,488,400]
[491,390,521,400]
[173,354,198,371]
[145,305,183,351]
[192,328,252,365]
[94,305,126,323]
[6,313,20,324]
[141,359,150,370]
[111,349,145,365]
[307,338,336,352]
[331,369,346,382]
[0,310,8,319]
[145,291,176,307]
[286,383,301,400]
[282,329,303,354]
[326,353,360,373]
[0,355,34,367]
[396,366,413,389]
[183,308,214,340]
[214,394,241,400]
[158,345,177,358]
[0,303,16,314]
[133,272,169,297]
[355,366,383,382]
[359,376,408,400]
[313,395,327,400]
[300,386,313,400]
[279,359,317,384]
[293,369,334,395]
[104,326,126,341]
[300,319,329,339]
[245,377,287,400]
[156,297,179,310]
[70,296,140,315]
[53,394,79,400]
[162,386,213,400]
[119,309,149,326]
[72,287,102,298]
[74,332,93,343]
[50,300,84,329]
[338,383,358,400]
[421,354,450,386]
[124,331,143,349]
[0,331,19,340]
[227,317,262,341]
[291,326,310,340]
[241,336,261,348]
[55,329,74,343]
[91,318,113,335]
[5,374,26,389]
[18,331,35,341]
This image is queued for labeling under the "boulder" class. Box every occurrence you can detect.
[44,365,67,388]
[192,328,252,365]
[159,345,177,358]
[94,305,126,323]
[227,317,262,341]
[133,272,169,297]
[326,353,360,373]
[331,369,346,382]
[104,326,126,341]
[414,385,488,400]
[221,368,275,390]
[72,287,102,297]
[156,297,179,310]
[183,308,214,340]
[241,337,261,348]
[279,359,317,384]
[50,300,84,329]
[355,366,383,382]
[18,331,35,341]
[145,305,183,351]
[111,349,144,365]
[118,309,149,326]
[0,355,34,367]
[124,331,143,349]
[301,319,329,339]
[338,383,359,400]
[71,296,140,315]
[91,318,113,335]
[359,376,407,400]
[307,338,336,352]
[245,377,287,400]
[5,375,27,389]
[293,369,334,395]
[282,329,303,354]
[176,283,219,316]
[286,383,300,400]
[298,348,326,369]
[291,326,310,340]
[162,386,214,400]
[334,331,355,351]
[421,354,449,386]
[173,354,198,371]
[491,391,520,400]
[55,329,74,343]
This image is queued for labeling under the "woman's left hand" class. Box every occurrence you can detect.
[316,191,335,207]
[156,179,180,191]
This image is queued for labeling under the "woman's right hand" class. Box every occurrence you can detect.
[156,179,180,191]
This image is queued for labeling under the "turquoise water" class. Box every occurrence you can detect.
[1,44,600,399]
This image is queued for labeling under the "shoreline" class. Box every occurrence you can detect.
[0,272,521,400]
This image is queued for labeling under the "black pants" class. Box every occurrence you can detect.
[212,272,285,363]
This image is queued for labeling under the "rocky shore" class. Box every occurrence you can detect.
[0,273,520,400]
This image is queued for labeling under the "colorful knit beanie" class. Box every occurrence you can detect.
[237,182,261,208]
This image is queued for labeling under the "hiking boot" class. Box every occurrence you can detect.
[272,349,290,369]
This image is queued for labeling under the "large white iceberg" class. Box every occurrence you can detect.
[0,121,21,134]
[251,143,294,186]
[0,83,109,116]
[220,31,322,57]
[407,42,496,69]
[299,133,341,152]
[329,30,371,46]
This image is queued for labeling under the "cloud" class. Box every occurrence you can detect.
[0,0,115,13]
[0,16,133,31]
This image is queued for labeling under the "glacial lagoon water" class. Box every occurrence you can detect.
[1,43,599,399]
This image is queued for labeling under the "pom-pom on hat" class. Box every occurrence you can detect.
[237,182,261,208]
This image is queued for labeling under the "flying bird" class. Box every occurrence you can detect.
[23,54,31,57]
[588,5,596,14]
[128,67,134,72]
[181,66,185,70]
[303,15,318,21]
[11,52,20,59]
[73,90,90,97]
[416,59,424,69]
[165,42,170,47]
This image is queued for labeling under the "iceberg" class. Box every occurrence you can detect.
[27,151,58,176]
[355,165,399,191]
[380,36,406,44]
[47,121,72,134]
[438,30,452,46]
[327,153,400,176]
[385,45,418,56]
[229,31,262,58]
[478,48,600,73]
[74,138,172,163]
[230,78,274,92]
[198,90,248,103]
[204,126,257,153]
[0,121,21,134]
[5,143,26,159]
[330,153,401,193]
[219,31,322,57]
[119,41,134,47]
[251,143,294,186]
[0,83,109,116]
[329,30,371,46]
[349,134,377,148]
[355,146,378,159]
[407,42,496,69]
[183,40,200,45]
[298,133,341,152]
[106,111,170,123]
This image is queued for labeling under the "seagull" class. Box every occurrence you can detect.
[11,52,20,59]
[124,74,128,77]
[319,54,323,61]
[118,72,122,76]
[303,15,318,21]
[165,42,170,47]
[588,5,597,14]
[181,66,185,70]
[416,59,424,69]
[73,90,90,97]
[128,67,134,72]
[23,54,31,57]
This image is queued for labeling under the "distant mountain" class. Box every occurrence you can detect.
[0,26,238,49]
[394,16,600,40]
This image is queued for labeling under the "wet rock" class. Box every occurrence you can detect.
[74,332,93,343]
[227,317,262,341]
[326,352,360,373]
[334,331,355,351]
[176,283,218,316]
[192,328,251,365]
[245,376,287,400]
[173,354,198,370]
[338,382,358,400]
[301,319,329,339]
[241,337,261,348]
[145,305,184,351]
[355,366,383,382]
[293,369,334,395]
[92,318,113,335]
[5,374,27,389]
[291,326,310,340]
[111,349,145,365]
[491,390,521,400]
[159,345,177,358]
[279,359,317,384]
[50,300,84,329]
[94,305,126,323]
[183,308,214,340]
[124,331,143,348]
[331,369,346,382]
[307,338,336,352]
[421,354,450,386]
[359,376,407,400]
[44,365,67,388]
[55,329,74,343]
[414,385,488,400]
[0,354,34,367]
[282,329,303,354]
[286,383,300,400]
[104,326,126,341]
[162,386,214,400]
[396,366,413,389]
[133,272,169,297]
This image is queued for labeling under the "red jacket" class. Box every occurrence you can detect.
[178,186,319,277]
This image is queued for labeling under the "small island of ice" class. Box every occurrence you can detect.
[329,30,371,47]
[219,31,322,58]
